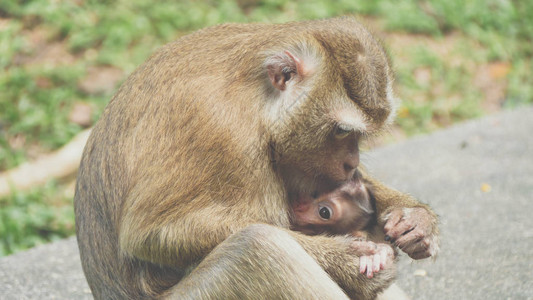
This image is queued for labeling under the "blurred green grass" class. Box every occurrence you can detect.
[0,0,532,255]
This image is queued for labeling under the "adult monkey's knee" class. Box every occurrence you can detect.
[173,224,349,300]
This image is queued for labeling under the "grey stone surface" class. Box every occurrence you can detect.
[1,106,532,299]
[365,106,533,299]
[0,237,91,300]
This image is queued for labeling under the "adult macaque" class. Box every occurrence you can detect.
[291,177,393,279]
[75,17,439,300]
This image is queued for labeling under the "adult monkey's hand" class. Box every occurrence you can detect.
[360,167,440,260]
[383,207,440,259]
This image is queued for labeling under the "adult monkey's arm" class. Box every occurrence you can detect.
[361,168,440,259]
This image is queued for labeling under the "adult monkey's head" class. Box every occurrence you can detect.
[263,18,397,198]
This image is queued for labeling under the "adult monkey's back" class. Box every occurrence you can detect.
[75,17,439,299]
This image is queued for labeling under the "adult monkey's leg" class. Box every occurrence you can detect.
[167,224,349,300]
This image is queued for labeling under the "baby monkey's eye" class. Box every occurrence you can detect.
[319,206,332,220]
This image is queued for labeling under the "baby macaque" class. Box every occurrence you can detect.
[291,179,393,278]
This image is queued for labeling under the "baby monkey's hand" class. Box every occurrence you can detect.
[351,240,395,279]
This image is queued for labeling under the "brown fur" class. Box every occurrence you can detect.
[75,17,437,299]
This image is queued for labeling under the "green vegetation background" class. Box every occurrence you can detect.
[1,0,532,256]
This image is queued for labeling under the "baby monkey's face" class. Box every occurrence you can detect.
[291,179,374,235]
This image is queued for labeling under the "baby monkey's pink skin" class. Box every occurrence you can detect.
[291,179,394,278]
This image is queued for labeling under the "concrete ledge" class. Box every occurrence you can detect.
[366,106,533,299]
[0,237,91,299]
[1,106,532,299]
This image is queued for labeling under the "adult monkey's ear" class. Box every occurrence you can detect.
[265,50,306,91]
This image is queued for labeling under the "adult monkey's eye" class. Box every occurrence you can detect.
[319,206,332,220]
[334,123,353,139]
